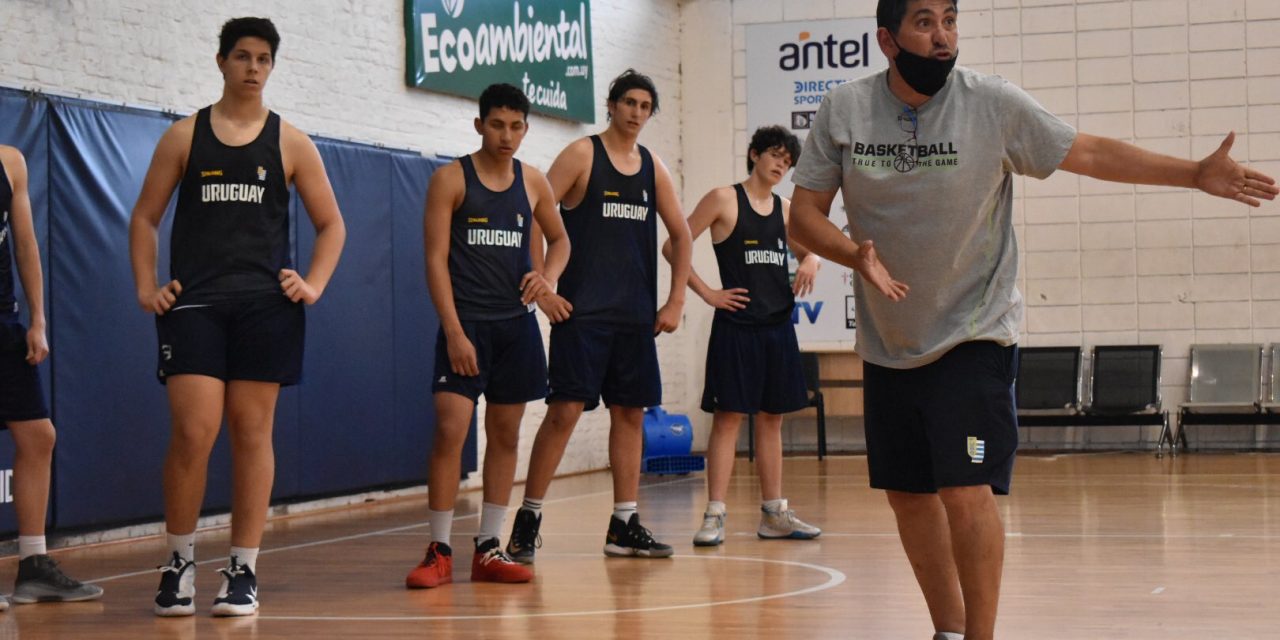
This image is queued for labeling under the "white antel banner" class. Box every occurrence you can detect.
[745,18,887,350]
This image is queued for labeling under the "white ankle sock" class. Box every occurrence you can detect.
[229,546,259,572]
[167,532,195,563]
[521,497,544,516]
[429,508,454,545]
[936,632,964,640]
[17,536,45,560]
[612,501,638,522]
[706,501,727,516]
[477,502,508,545]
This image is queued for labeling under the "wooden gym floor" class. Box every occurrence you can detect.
[0,453,1276,639]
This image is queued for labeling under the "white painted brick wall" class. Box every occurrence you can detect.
[0,0,686,488]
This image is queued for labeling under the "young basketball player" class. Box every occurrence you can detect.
[129,17,346,617]
[0,145,104,609]
[405,83,571,589]
[663,126,822,547]
[507,69,692,563]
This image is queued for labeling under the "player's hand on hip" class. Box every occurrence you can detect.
[1195,132,1278,207]
[25,324,48,365]
[654,299,683,334]
[447,334,480,377]
[536,291,573,323]
[279,269,320,304]
[793,260,819,298]
[140,280,182,315]
[520,271,554,305]
[852,240,909,301]
[703,288,749,312]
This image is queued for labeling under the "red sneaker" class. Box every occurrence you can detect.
[471,538,534,583]
[405,541,453,589]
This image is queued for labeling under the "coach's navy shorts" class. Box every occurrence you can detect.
[547,320,660,411]
[0,321,49,422]
[864,341,1019,495]
[155,294,305,386]
[700,317,807,416]
[432,312,547,404]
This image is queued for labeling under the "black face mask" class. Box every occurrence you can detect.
[892,39,957,97]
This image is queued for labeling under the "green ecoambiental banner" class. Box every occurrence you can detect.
[405,0,595,123]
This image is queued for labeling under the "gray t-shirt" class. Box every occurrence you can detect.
[793,66,1076,369]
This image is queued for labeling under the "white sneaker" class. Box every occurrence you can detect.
[757,501,821,540]
[693,510,725,547]
[153,552,196,617]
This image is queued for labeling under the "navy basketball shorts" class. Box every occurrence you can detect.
[547,319,661,411]
[863,341,1019,495]
[0,321,50,422]
[432,312,548,404]
[700,317,808,416]
[155,294,305,386]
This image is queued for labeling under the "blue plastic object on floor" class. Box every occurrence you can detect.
[641,407,705,475]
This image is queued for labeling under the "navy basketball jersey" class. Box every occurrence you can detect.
[449,155,535,321]
[0,158,16,321]
[170,106,291,304]
[557,135,658,326]
[712,184,793,325]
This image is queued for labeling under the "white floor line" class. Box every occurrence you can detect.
[259,553,846,622]
[84,475,702,585]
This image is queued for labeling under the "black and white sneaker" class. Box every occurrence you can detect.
[12,554,104,604]
[211,557,258,617]
[154,552,196,617]
[603,514,674,558]
[505,508,543,565]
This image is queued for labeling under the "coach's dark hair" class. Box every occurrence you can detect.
[218,17,281,61]
[876,0,958,34]
[747,126,801,173]
[607,69,659,115]
[479,83,530,120]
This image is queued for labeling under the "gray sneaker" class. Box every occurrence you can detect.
[12,555,104,604]
[693,510,725,547]
[757,502,821,540]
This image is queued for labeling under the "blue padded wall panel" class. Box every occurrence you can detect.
[46,99,183,528]
[0,89,51,534]
[294,140,398,495]
[387,153,467,482]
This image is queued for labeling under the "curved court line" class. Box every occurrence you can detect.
[83,476,703,585]
[258,553,846,622]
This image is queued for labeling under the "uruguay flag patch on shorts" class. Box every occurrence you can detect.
[967,437,986,464]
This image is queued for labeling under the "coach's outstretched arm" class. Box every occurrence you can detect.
[788,185,908,301]
[1060,131,1278,206]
